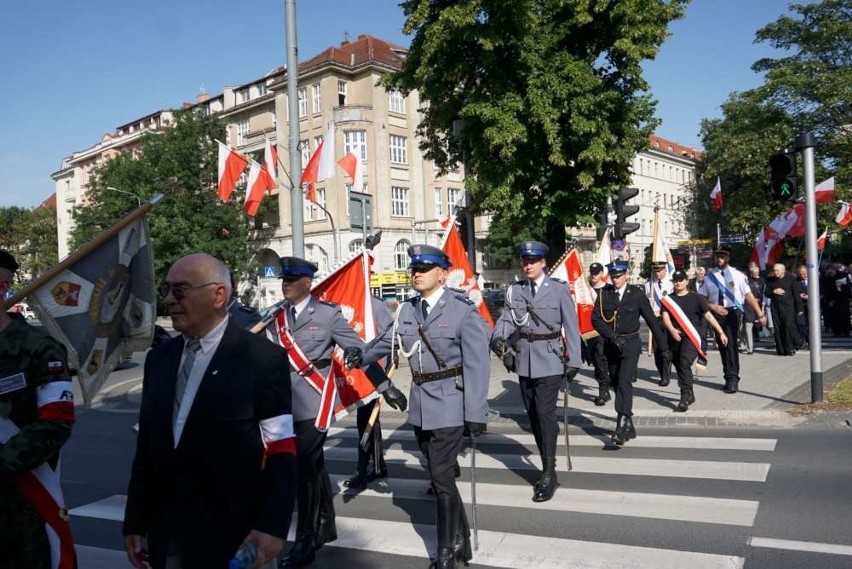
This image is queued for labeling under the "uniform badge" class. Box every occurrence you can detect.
[0,372,27,396]
[47,361,64,373]
[51,281,82,307]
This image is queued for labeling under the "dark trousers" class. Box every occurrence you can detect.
[605,342,639,416]
[587,336,610,387]
[671,338,698,390]
[355,399,385,474]
[653,318,672,381]
[715,310,741,381]
[294,419,330,537]
[519,374,562,458]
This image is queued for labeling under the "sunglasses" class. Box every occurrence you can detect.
[159,281,219,300]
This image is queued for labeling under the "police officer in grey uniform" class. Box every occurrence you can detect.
[387,244,489,569]
[491,241,582,503]
[592,261,669,445]
[276,257,402,568]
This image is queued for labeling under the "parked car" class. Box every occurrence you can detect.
[9,302,36,320]
[482,289,506,322]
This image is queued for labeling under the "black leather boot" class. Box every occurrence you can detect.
[532,457,558,502]
[430,495,458,569]
[594,384,611,406]
[280,484,318,568]
[687,388,696,405]
[675,389,690,412]
[612,414,628,445]
[454,498,472,566]
[314,469,338,550]
[624,415,637,441]
[344,450,370,490]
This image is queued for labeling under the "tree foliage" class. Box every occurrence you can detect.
[698,0,852,260]
[0,205,58,284]
[71,110,256,295]
[385,0,688,253]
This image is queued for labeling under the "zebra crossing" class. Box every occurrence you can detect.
[71,418,778,568]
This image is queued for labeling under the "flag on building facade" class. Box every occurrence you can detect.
[836,202,852,227]
[337,152,363,193]
[300,124,335,203]
[548,249,597,339]
[710,177,723,211]
[264,138,278,186]
[30,217,156,406]
[815,177,835,204]
[439,216,494,328]
[244,160,275,217]
[217,141,248,202]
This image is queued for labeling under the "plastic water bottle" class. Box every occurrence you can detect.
[228,542,258,569]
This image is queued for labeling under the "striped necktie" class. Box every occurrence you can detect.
[174,339,201,419]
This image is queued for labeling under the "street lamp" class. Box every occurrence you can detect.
[106,186,141,207]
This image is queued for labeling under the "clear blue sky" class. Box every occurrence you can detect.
[0,0,796,208]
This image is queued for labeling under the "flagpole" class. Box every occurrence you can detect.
[4,195,163,310]
[284,0,305,257]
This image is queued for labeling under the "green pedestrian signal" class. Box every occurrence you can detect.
[768,152,798,202]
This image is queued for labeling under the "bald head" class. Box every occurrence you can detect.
[773,263,786,277]
[164,253,232,338]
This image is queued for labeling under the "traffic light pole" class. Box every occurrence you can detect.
[796,132,823,403]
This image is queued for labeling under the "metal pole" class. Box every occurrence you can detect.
[285,0,304,256]
[796,132,823,403]
[361,199,368,244]
[716,223,721,249]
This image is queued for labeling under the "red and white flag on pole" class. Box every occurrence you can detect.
[595,230,613,283]
[217,141,248,202]
[836,202,852,227]
[710,177,723,212]
[439,216,494,328]
[749,203,806,269]
[300,124,335,203]
[549,249,598,339]
[817,229,828,251]
[244,160,275,217]
[264,138,278,186]
[815,177,835,204]
[337,152,363,193]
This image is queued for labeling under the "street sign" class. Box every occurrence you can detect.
[349,190,372,231]
[718,235,745,244]
[612,238,626,252]
[263,266,277,278]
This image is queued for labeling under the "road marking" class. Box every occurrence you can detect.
[71,496,744,569]
[327,427,777,451]
[71,494,125,521]
[75,545,133,568]
[750,537,852,556]
[327,474,759,527]
[324,447,772,482]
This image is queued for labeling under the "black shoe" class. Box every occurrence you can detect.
[532,457,558,502]
[343,471,369,490]
[612,415,628,445]
[723,380,739,394]
[675,389,691,412]
[624,415,637,440]
[315,516,337,549]
[659,377,670,387]
[279,535,316,568]
[594,387,611,406]
[430,547,456,569]
[687,388,696,405]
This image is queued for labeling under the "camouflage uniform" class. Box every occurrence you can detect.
[0,317,74,568]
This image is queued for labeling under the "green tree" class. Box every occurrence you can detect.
[385,0,689,253]
[71,110,256,300]
[0,205,57,283]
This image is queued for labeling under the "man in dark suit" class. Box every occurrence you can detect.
[123,253,297,569]
[591,261,668,445]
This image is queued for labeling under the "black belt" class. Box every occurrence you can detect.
[412,365,463,385]
[613,331,640,337]
[291,358,331,374]
[519,331,561,341]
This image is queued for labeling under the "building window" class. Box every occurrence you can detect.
[237,88,250,104]
[394,240,411,270]
[257,83,267,97]
[389,134,407,165]
[315,188,327,219]
[338,81,347,106]
[305,243,329,275]
[434,188,443,217]
[314,135,323,150]
[312,82,321,114]
[300,139,310,166]
[344,130,367,161]
[298,87,307,118]
[391,186,410,217]
[236,118,250,145]
[388,90,406,114]
[349,239,363,253]
[447,187,461,214]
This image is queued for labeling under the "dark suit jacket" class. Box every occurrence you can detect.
[592,284,668,357]
[123,319,296,569]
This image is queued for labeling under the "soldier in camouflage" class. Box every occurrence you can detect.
[0,250,76,568]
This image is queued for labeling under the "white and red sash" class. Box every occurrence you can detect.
[0,380,76,569]
[660,295,707,359]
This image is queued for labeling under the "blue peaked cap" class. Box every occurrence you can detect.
[279,256,318,278]
[518,241,549,258]
[607,261,630,275]
[407,244,451,269]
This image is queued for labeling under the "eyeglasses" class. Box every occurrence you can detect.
[159,281,220,300]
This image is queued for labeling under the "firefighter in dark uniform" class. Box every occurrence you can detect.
[491,241,582,503]
[276,256,403,568]
[0,250,76,568]
[384,244,489,569]
[586,262,611,406]
[591,261,668,445]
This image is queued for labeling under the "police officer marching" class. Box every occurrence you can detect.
[586,262,611,406]
[384,244,489,569]
[491,241,582,503]
[274,256,402,568]
[591,261,669,445]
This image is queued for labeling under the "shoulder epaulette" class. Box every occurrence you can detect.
[319,300,338,307]
[549,277,567,284]
[454,293,474,305]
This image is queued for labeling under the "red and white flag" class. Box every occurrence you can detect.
[300,124,335,203]
[710,177,723,212]
[337,152,363,193]
[264,138,278,186]
[836,202,852,227]
[749,203,806,269]
[595,230,613,283]
[439,216,494,328]
[817,229,828,251]
[217,141,248,202]
[244,160,275,217]
[549,249,598,339]
[815,177,835,204]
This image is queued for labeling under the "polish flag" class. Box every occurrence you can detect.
[817,229,828,251]
[300,124,335,202]
[836,202,852,226]
[815,177,835,204]
[337,152,363,193]
[244,160,275,216]
[264,138,278,186]
[595,230,613,283]
[439,216,494,328]
[549,249,598,339]
[217,142,248,202]
[710,177,723,211]
[749,203,806,269]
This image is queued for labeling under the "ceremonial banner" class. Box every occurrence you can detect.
[438,216,494,328]
[549,249,598,339]
[30,217,156,406]
[595,230,613,282]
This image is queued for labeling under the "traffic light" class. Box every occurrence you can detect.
[615,187,640,239]
[768,152,797,201]
[596,210,608,241]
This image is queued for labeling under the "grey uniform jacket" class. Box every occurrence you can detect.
[392,289,490,430]
[492,277,582,378]
[285,296,388,422]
